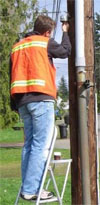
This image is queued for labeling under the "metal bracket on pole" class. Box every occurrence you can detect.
[83,80,94,89]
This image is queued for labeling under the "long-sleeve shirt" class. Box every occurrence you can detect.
[10,31,71,111]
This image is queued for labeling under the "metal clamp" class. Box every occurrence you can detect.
[83,80,94,89]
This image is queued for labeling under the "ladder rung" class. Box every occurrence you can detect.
[30,196,58,203]
[51,159,72,164]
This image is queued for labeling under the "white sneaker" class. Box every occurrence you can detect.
[20,193,37,200]
[21,190,54,201]
[40,190,54,200]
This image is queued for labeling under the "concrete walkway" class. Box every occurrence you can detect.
[1,114,100,149]
[0,139,70,149]
[0,137,100,149]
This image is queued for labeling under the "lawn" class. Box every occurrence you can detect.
[0,147,71,205]
[1,127,99,205]
[0,119,69,144]
[0,128,24,143]
[0,126,71,204]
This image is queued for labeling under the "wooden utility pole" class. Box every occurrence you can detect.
[84,0,98,203]
[67,1,82,204]
[67,0,98,204]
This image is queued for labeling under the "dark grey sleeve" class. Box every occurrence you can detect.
[9,57,18,111]
[48,32,71,59]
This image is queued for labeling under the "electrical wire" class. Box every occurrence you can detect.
[52,0,56,19]
[54,0,61,36]
[53,0,61,38]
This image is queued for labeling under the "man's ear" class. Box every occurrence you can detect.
[43,30,51,37]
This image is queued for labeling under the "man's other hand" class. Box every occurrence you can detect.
[62,22,69,32]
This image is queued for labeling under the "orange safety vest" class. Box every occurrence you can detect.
[11,35,57,99]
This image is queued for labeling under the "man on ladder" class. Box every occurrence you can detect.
[10,15,71,201]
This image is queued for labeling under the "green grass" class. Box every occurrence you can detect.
[0,148,21,178]
[0,177,71,205]
[0,147,71,205]
[0,128,24,143]
[0,148,70,177]
[0,119,69,144]
[0,127,100,204]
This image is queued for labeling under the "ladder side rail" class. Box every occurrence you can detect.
[45,177,51,191]
[61,161,72,200]
[14,186,22,205]
[36,126,57,205]
[49,166,62,205]
[45,164,55,190]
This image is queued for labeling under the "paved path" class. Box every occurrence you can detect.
[0,139,70,149]
[0,137,100,149]
[1,114,100,149]
[0,142,24,148]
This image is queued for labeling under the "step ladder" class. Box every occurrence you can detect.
[15,126,72,205]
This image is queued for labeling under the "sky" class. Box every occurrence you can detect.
[38,0,100,86]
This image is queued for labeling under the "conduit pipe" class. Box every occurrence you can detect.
[75,0,91,204]
[95,93,100,203]
[75,0,85,67]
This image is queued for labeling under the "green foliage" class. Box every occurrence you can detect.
[94,13,100,112]
[94,13,100,49]
[58,101,65,117]
[0,0,37,127]
[58,76,69,101]
[97,94,100,113]
[55,77,69,119]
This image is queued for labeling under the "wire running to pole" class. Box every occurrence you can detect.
[54,0,61,36]
[52,0,56,19]
[53,0,61,38]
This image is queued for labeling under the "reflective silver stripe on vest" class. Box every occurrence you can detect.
[11,79,45,89]
[12,41,47,54]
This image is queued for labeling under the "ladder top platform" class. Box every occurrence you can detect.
[51,159,72,164]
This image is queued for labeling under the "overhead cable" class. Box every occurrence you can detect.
[53,0,61,38]
[52,0,56,19]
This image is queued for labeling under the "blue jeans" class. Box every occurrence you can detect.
[18,101,54,195]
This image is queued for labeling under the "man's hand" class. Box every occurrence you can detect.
[62,22,69,32]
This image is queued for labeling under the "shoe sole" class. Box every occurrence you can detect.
[20,192,54,201]
[39,193,54,200]
[20,193,37,201]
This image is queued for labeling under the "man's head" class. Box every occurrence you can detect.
[34,15,56,37]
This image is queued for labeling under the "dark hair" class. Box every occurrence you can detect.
[34,15,56,34]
